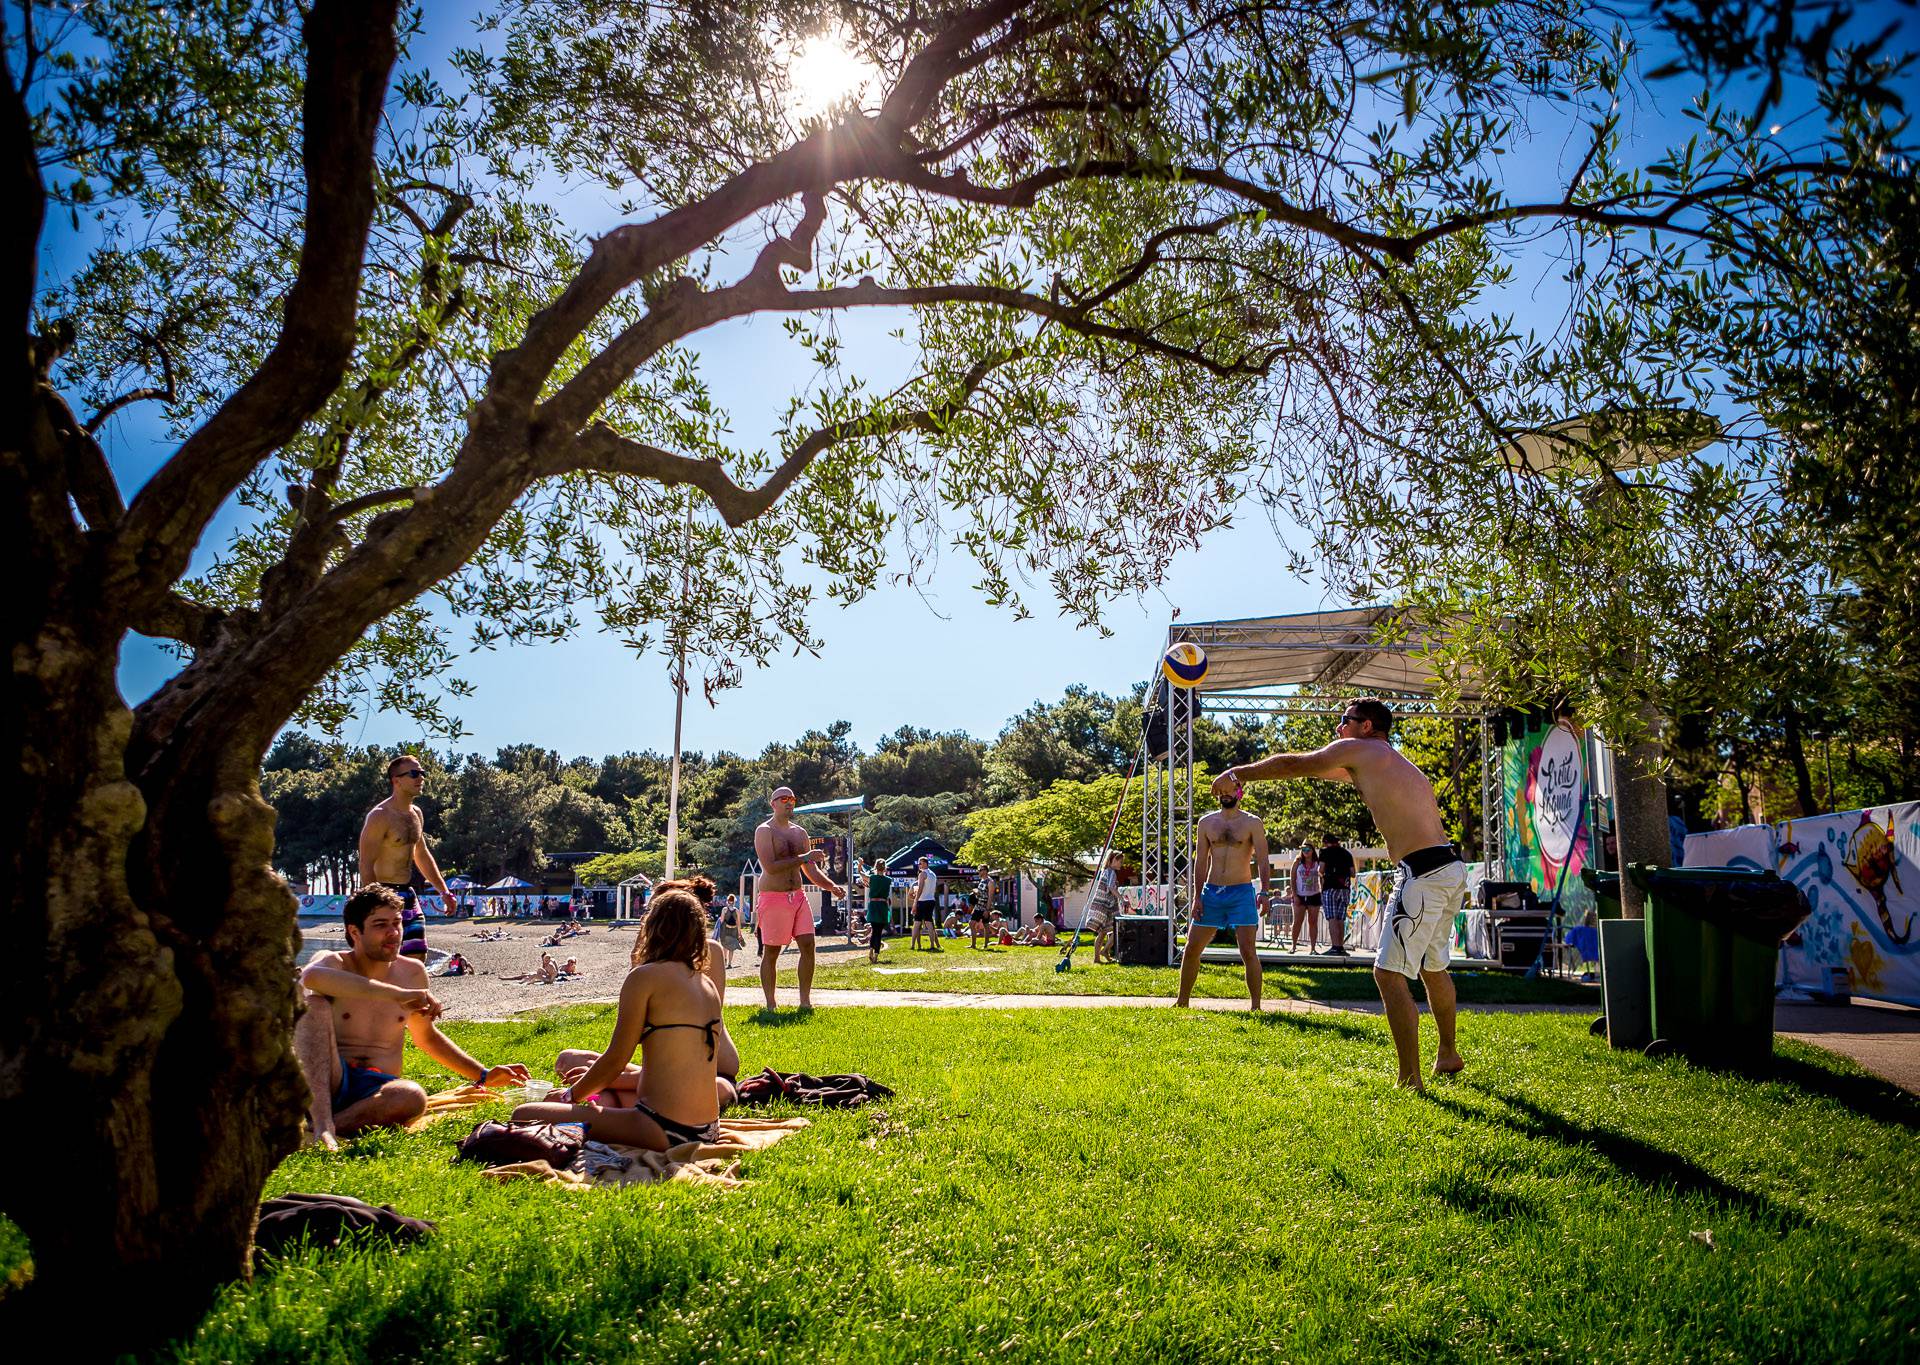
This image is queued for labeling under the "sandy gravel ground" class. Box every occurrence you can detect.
[302,919,873,1021]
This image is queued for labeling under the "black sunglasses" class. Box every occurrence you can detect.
[396,768,425,779]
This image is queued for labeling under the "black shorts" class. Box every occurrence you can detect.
[1300,893,1322,908]
[914,900,937,923]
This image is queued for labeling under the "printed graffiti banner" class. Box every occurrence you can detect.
[1776,804,1919,1007]
[1680,825,1777,872]
[1684,804,1919,1007]
[296,893,461,920]
[1501,718,1596,923]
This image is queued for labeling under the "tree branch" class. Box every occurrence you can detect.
[135,591,227,650]
[110,0,402,614]
[552,351,1018,527]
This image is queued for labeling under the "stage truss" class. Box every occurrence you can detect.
[1140,610,1500,956]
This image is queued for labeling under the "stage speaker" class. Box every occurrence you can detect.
[1115,915,1170,965]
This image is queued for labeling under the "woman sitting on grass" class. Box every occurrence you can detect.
[548,876,741,1111]
[511,887,721,1149]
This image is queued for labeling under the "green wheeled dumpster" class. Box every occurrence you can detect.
[1580,868,1622,919]
[1625,864,1812,1069]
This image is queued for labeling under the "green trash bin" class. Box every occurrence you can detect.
[1580,868,1622,920]
[1625,864,1811,1069]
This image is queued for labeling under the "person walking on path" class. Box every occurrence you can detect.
[751,786,844,1010]
[1319,841,1356,955]
[1214,697,1467,1088]
[1290,844,1323,953]
[865,858,893,964]
[1176,782,1272,1011]
[910,856,942,952]
[358,754,457,962]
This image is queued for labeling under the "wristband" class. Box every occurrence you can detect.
[471,1065,487,1084]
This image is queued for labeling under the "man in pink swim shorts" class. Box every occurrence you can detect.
[752,785,846,1011]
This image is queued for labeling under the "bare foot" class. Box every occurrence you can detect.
[1396,1074,1426,1091]
[1174,996,1191,1008]
[1433,1055,1466,1077]
[305,1128,340,1152]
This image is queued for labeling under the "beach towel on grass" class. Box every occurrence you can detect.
[734,1068,894,1108]
[479,1118,810,1190]
[405,1083,499,1131]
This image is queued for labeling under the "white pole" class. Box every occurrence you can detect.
[665,651,686,880]
[664,503,692,880]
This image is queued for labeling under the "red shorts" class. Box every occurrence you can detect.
[755,889,815,946]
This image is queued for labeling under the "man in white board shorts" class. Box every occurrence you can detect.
[1215,697,1467,1088]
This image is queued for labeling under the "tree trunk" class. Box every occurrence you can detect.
[1781,703,1819,818]
[3,492,305,1352]
[1614,700,1670,918]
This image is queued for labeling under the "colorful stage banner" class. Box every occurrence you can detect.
[1501,716,1597,923]
[1684,803,1919,1007]
[296,892,463,920]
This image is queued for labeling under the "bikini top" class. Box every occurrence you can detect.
[640,1017,722,1061]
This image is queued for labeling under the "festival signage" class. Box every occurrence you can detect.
[1688,804,1919,1007]
[295,892,461,919]
[1501,715,1597,922]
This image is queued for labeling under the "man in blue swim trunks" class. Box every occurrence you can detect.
[296,886,530,1149]
[1175,779,1272,1011]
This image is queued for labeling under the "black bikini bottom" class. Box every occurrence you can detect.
[632,1096,720,1146]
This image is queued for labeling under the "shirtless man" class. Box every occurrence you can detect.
[1214,697,1467,1088]
[295,885,530,1148]
[752,786,845,1010]
[1176,782,1272,1010]
[358,754,455,961]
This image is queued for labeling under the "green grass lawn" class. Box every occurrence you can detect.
[83,1002,1920,1362]
[786,943,1600,1005]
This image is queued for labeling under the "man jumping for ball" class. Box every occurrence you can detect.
[1213,697,1467,1088]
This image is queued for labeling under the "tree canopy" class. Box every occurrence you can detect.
[9,0,1916,1341]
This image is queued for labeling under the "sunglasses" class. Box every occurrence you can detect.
[396,768,425,779]
[1337,715,1364,725]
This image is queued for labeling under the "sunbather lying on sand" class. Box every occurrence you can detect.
[505,952,560,984]
[513,888,721,1149]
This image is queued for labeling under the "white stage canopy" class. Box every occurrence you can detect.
[1167,606,1484,711]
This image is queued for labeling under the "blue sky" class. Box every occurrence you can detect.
[90,4,1915,762]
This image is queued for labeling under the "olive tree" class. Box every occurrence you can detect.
[3,0,1880,1340]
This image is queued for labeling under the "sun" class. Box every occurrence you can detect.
[786,29,879,117]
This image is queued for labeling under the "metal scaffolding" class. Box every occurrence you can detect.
[1139,610,1501,938]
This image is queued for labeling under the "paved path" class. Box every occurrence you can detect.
[733,988,1592,1016]
[1776,997,1920,1095]
[497,977,1920,1096]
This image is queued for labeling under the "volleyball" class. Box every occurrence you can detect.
[1160,641,1209,689]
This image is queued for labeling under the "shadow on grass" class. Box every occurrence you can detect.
[748,1007,816,1028]
[1253,1009,1378,1045]
[1432,1086,1809,1229]
[1422,1169,1548,1224]
[1764,1052,1920,1133]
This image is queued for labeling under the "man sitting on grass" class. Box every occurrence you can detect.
[296,885,530,1149]
[1021,915,1056,947]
